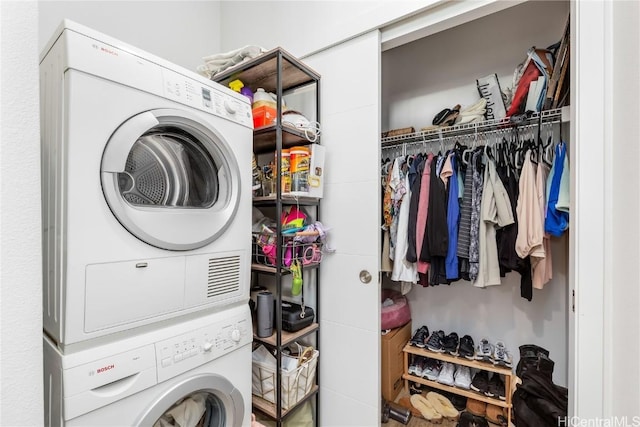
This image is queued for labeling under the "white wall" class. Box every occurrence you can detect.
[1,2,43,425]
[39,1,221,72]
[220,0,440,58]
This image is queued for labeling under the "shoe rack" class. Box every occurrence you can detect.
[402,344,514,425]
[213,47,321,426]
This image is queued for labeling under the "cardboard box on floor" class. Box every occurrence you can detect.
[381,321,412,402]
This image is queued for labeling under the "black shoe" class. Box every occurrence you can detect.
[426,330,445,352]
[443,332,460,356]
[410,325,429,348]
[487,374,505,400]
[409,381,424,395]
[470,370,489,395]
[457,411,489,427]
[449,394,468,411]
[458,335,476,359]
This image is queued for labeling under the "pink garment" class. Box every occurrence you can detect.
[532,161,553,289]
[440,154,453,186]
[515,151,545,260]
[416,154,433,274]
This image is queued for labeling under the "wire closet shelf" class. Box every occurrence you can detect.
[381,107,567,153]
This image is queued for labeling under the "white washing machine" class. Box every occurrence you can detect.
[44,303,252,427]
[40,20,254,348]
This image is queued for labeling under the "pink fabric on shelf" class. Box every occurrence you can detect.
[381,288,411,330]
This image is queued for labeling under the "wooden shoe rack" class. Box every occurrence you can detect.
[402,344,514,425]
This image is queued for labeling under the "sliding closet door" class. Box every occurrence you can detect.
[303,31,381,426]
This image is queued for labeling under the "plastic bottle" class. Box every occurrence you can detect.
[228,79,253,104]
[290,146,310,194]
[279,149,291,194]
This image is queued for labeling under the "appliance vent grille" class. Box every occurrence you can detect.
[207,256,240,298]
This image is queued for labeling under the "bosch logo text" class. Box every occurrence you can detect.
[96,364,115,374]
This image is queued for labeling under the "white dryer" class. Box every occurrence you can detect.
[40,20,254,348]
[44,304,252,427]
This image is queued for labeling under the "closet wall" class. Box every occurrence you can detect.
[381,0,571,386]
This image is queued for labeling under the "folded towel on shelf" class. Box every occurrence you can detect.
[197,45,267,78]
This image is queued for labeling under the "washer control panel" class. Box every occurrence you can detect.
[162,69,253,128]
[154,313,251,382]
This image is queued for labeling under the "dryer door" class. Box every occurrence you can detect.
[135,374,244,426]
[101,108,241,250]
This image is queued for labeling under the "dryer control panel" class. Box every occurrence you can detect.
[154,312,252,382]
[162,69,253,128]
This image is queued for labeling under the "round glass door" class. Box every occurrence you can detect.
[135,374,244,427]
[118,128,218,208]
[101,109,241,251]
[151,391,227,426]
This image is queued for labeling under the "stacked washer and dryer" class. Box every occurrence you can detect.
[40,20,254,426]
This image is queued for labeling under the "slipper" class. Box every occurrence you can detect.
[410,394,443,423]
[486,404,508,426]
[426,391,459,420]
[397,396,423,419]
[466,397,487,417]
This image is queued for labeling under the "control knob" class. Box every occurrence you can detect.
[203,341,213,352]
[223,99,237,114]
[230,329,241,342]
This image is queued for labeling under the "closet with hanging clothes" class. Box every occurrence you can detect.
[380,0,572,399]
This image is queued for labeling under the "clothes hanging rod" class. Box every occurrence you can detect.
[381,118,563,152]
[380,106,569,147]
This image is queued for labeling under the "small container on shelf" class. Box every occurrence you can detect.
[253,105,277,128]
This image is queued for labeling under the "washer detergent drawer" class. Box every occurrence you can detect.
[63,344,157,421]
[85,257,185,332]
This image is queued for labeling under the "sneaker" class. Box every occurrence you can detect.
[476,338,494,363]
[409,381,424,395]
[422,359,442,381]
[436,362,455,386]
[408,355,420,376]
[426,330,445,353]
[413,357,428,377]
[493,341,513,367]
[454,365,472,389]
[443,332,460,356]
[410,325,430,348]
[458,335,476,359]
[487,374,506,400]
[470,370,489,394]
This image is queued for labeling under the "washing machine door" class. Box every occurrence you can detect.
[101,108,241,250]
[136,374,244,427]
